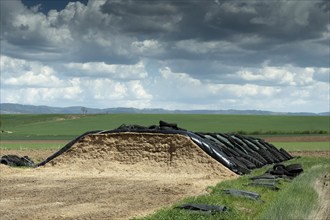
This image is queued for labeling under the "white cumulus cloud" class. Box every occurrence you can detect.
[65,61,148,79]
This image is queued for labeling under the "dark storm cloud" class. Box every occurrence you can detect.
[98,1,327,74]
[1,0,329,68]
[99,0,329,42]
[100,0,181,36]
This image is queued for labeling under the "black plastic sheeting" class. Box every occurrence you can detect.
[0,155,35,167]
[175,203,227,215]
[37,120,293,175]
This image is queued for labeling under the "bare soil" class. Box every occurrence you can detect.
[0,133,237,220]
[290,151,330,158]
[309,172,330,220]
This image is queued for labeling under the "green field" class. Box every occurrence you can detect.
[1,114,329,140]
[0,142,65,150]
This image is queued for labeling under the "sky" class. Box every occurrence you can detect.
[0,0,329,113]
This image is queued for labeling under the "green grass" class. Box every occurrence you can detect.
[258,164,327,220]
[1,114,328,151]
[0,142,64,150]
[1,114,329,140]
[136,157,329,220]
[271,142,330,151]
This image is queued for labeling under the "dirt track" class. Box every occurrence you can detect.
[1,165,226,219]
[264,135,330,142]
[0,133,237,220]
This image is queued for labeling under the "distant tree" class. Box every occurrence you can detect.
[81,107,87,114]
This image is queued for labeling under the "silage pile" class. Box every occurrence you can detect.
[2,120,293,178]
[48,132,237,178]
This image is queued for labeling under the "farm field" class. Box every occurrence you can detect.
[1,114,329,140]
[1,114,329,152]
[0,114,329,219]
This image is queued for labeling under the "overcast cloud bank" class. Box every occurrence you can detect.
[1,0,329,112]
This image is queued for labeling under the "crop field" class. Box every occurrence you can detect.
[1,114,329,152]
[0,114,329,219]
[1,114,329,140]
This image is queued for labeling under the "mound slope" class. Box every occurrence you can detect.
[49,132,237,178]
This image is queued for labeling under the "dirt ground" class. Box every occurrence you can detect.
[0,134,329,220]
[290,151,330,158]
[309,172,330,220]
[0,133,237,220]
[264,135,330,142]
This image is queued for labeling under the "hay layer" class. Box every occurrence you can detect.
[50,132,237,177]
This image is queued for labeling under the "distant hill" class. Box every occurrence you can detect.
[0,103,328,116]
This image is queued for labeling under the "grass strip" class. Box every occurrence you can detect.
[136,157,329,220]
[257,164,328,220]
[0,142,65,150]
